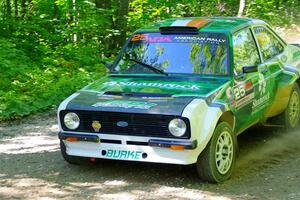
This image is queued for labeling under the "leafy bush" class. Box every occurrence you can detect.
[0,37,107,121]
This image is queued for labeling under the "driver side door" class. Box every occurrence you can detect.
[231,27,262,133]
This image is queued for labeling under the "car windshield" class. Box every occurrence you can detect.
[113,32,229,75]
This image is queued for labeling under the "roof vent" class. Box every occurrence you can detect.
[159,26,198,34]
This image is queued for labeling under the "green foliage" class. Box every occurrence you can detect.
[245,0,299,26]
[0,37,107,120]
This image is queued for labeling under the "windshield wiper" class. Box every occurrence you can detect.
[126,58,168,76]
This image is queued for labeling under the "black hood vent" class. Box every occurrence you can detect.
[104,91,172,98]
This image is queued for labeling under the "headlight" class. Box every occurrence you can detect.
[168,118,187,137]
[64,112,80,130]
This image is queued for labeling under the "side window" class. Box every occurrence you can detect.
[253,26,284,61]
[233,28,260,74]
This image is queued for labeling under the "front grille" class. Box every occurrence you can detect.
[60,110,190,139]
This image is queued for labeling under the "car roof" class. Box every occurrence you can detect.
[136,17,267,34]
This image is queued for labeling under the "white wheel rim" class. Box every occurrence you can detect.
[215,130,234,175]
[289,91,300,127]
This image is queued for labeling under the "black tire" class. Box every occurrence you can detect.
[60,140,87,165]
[196,122,237,183]
[283,84,300,129]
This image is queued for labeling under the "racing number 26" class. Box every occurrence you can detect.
[233,86,246,100]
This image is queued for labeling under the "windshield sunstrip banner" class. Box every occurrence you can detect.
[131,33,227,44]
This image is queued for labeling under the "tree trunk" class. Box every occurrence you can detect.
[166,0,171,14]
[21,0,26,18]
[27,0,32,19]
[95,0,112,26]
[6,0,12,18]
[95,0,115,55]
[68,0,78,42]
[54,0,59,19]
[95,0,111,8]
[14,0,18,17]
[237,0,245,17]
[115,0,129,47]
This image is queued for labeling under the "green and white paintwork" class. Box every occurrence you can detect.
[58,17,300,165]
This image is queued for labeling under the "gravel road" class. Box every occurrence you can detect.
[0,109,300,200]
[1,29,300,200]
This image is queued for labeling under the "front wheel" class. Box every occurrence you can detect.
[284,84,300,128]
[196,122,237,183]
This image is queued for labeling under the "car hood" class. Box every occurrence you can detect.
[65,75,228,115]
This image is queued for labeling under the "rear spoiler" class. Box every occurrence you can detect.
[159,26,198,34]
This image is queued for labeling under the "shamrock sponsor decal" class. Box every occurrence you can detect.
[258,73,266,96]
[251,92,270,114]
[103,81,200,91]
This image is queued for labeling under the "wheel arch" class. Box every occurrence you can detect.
[182,100,236,164]
[297,78,300,88]
[217,111,235,132]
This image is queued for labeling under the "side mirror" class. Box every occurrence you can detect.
[105,62,114,71]
[242,65,258,73]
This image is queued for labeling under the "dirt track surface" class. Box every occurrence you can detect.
[1,31,300,200]
[0,110,300,200]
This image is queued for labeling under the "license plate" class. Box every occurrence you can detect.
[102,149,143,160]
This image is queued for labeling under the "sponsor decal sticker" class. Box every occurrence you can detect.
[174,36,226,44]
[104,149,142,160]
[251,74,269,114]
[258,73,266,96]
[103,81,200,91]
[92,121,102,132]
[252,92,270,114]
[236,93,255,109]
[229,80,255,110]
[92,100,157,110]
[131,34,172,43]
[226,87,236,107]
[130,33,225,44]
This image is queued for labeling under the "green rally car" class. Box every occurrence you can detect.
[58,17,300,183]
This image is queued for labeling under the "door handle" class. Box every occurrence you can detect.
[235,74,246,81]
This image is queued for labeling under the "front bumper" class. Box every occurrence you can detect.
[58,132,199,165]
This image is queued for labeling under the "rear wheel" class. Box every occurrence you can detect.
[196,122,237,183]
[60,140,87,164]
[284,84,300,128]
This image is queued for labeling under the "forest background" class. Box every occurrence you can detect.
[0,0,299,120]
